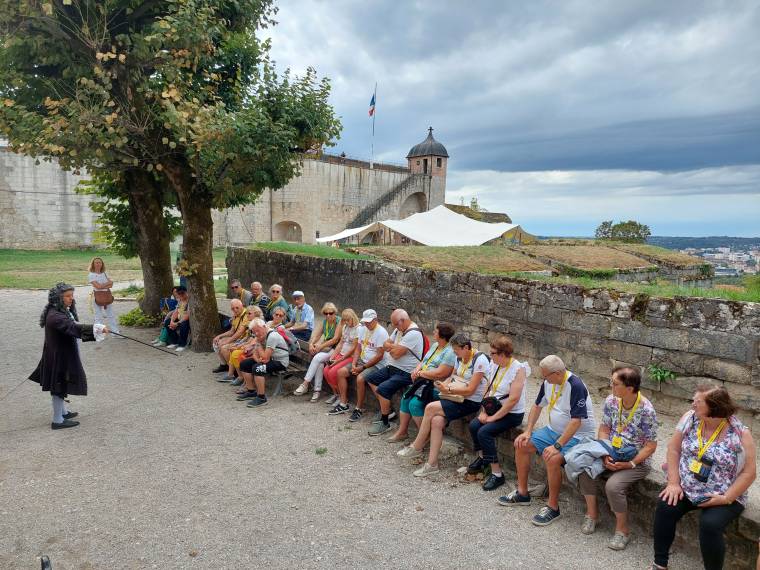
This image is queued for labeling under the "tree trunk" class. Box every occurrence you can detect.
[126,171,175,316]
[164,163,219,351]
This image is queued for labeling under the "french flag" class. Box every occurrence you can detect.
[368,93,376,117]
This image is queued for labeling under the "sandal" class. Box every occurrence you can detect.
[310,391,321,403]
[293,381,310,396]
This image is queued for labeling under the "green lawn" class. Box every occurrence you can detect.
[249,241,372,260]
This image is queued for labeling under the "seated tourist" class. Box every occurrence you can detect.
[212,299,250,377]
[230,279,253,305]
[322,309,361,413]
[152,286,179,346]
[332,309,388,419]
[165,286,190,352]
[226,306,263,386]
[389,322,456,443]
[293,302,342,400]
[285,290,314,341]
[397,332,489,479]
[498,354,596,527]
[651,385,756,570]
[235,318,290,408]
[249,281,270,313]
[266,306,288,329]
[264,284,290,321]
[465,335,528,490]
[365,309,425,436]
[563,366,657,550]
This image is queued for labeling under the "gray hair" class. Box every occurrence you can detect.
[230,279,242,287]
[249,317,267,329]
[539,355,566,374]
[230,298,243,308]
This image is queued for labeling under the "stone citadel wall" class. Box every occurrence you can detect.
[0,145,444,249]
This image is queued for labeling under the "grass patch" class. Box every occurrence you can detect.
[214,277,228,296]
[315,446,328,456]
[114,284,144,298]
[356,246,549,274]
[604,243,705,268]
[516,244,654,270]
[249,241,372,260]
[118,307,161,327]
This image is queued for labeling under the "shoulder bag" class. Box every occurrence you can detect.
[93,272,114,307]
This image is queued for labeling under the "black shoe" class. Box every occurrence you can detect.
[482,473,506,491]
[51,419,79,430]
[212,364,227,373]
[41,555,52,570]
[236,390,258,401]
[63,411,78,420]
[467,456,486,474]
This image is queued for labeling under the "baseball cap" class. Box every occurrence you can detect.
[361,309,378,323]
[292,290,304,297]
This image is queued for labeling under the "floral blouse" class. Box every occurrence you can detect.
[676,411,748,506]
[601,394,658,466]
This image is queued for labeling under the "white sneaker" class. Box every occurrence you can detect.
[397,445,422,458]
[166,344,178,349]
[325,394,338,405]
[175,346,186,352]
[154,341,167,347]
[413,463,439,477]
[310,391,321,403]
[293,381,310,396]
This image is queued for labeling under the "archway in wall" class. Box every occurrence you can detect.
[273,221,302,242]
[398,192,427,219]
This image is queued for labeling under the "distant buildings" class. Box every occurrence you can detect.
[681,246,759,276]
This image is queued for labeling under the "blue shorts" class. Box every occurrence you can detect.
[530,426,581,456]
[365,366,413,401]
[440,398,481,422]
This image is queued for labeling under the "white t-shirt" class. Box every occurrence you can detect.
[453,352,491,403]
[535,371,596,438]
[338,324,359,356]
[357,324,389,364]
[483,359,530,414]
[88,272,110,291]
[265,329,290,367]
[387,325,424,373]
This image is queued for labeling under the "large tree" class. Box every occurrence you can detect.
[0,1,340,349]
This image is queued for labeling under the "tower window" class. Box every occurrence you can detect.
[416,160,420,165]
[436,158,442,168]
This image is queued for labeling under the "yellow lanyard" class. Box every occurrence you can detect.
[421,344,444,371]
[488,359,512,396]
[457,350,475,376]
[547,371,571,414]
[616,391,641,434]
[696,419,727,461]
[323,319,336,341]
[360,328,373,359]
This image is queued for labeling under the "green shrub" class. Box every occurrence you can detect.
[118,307,161,327]
[647,364,677,384]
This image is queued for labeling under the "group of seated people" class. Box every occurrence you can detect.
[211,280,756,570]
[151,285,190,351]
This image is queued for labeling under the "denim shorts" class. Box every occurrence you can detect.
[530,425,581,455]
[440,398,481,422]
[365,366,413,400]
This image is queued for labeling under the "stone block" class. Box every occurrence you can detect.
[687,329,753,362]
[527,304,567,327]
[560,311,612,336]
[703,358,753,385]
[492,297,528,320]
[609,321,689,351]
[659,376,721,401]
[572,353,613,382]
[651,348,705,376]
[726,382,760,413]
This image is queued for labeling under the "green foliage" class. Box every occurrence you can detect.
[595,220,651,243]
[118,307,161,327]
[115,284,144,298]
[647,364,677,384]
[743,274,760,293]
[250,242,372,260]
[315,447,328,456]
[559,265,619,280]
[214,277,228,295]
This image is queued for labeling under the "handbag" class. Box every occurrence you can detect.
[438,377,468,403]
[93,272,114,307]
[480,365,509,416]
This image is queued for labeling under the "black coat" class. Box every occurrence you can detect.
[29,309,95,397]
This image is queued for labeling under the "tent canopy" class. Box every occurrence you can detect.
[317,205,532,246]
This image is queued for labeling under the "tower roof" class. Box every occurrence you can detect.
[406,127,449,159]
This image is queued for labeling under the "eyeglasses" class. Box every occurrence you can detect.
[489,350,499,355]
[231,286,239,290]
[270,290,281,294]
[323,311,335,315]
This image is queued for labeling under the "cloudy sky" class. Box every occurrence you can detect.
[265,0,760,236]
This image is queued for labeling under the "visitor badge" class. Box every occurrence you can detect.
[689,459,703,474]
[611,436,623,448]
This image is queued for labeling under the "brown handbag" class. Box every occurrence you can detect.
[93,272,114,306]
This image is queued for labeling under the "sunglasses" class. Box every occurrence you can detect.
[270,290,281,294]
[231,286,239,289]
[323,311,335,315]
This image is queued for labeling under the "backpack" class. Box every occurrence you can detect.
[271,325,299,355]
[468,351,490,373]
[404,326,430,361]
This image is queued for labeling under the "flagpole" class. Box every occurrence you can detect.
[370,82,377,169]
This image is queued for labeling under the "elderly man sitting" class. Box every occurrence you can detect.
[236,318,290,408]
[230,279,253,305]
[211,299,251,377]
[249,281,270,313]
[285,290,314,341]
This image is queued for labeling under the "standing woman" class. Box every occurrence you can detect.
[88,257,120,335]
[29,283,108,429]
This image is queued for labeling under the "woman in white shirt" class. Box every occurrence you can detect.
[88,257,120,334]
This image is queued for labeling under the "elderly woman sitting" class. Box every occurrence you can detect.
[397,333,490,478]
[225,306,264,387]
[387,322,456,443]
[323,309,361,411]
[293,302,342,401]
[651,385,756,570]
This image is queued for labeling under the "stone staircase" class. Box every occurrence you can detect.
[347,173,428,229]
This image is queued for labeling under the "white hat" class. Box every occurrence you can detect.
[292,290,305,297]
[361,309,378,323]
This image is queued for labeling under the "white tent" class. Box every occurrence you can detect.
[316,205,532,246]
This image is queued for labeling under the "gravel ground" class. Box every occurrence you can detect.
[0,289,705,570]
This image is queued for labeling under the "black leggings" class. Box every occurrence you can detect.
[653,496,744,569]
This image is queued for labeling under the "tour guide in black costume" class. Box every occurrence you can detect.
[30,282,108,430]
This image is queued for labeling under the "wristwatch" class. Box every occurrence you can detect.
[553,442,562,450]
